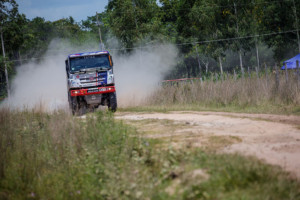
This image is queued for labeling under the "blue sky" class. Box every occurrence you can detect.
[16,0,108,22]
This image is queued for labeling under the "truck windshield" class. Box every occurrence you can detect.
[70,55,111,73]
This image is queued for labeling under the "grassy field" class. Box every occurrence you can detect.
[0,109,299,199]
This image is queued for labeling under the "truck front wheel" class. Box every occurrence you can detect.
[108,92,117,112]
[69,94,87,116]
[68,94,78,115]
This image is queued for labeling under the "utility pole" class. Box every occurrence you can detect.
[234,2,244,75]
[194,43,203,82]
[255,38,260,71]
[292,0,300,53]
[96,12,104,51]
[252,0,260,71]
[0,28,10,99]
[218,56,223,75]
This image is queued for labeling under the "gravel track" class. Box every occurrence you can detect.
[116,111,300,179]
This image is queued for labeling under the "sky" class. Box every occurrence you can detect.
[15,0,108,22]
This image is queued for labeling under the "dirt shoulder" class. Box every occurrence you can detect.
[115,111,300,179]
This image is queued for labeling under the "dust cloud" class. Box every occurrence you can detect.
[1,39,99,111]
[1,40,177,111]
[6,53,69,111]
[113,44,178,107]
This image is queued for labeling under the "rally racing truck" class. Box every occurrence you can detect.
[65,51,117,115]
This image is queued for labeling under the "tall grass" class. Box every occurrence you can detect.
[0,109,299,199]
[145,71,300,114]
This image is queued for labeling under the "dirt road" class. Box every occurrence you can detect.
[116,111,300,179]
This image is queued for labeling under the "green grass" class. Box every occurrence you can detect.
[0,109,299,199]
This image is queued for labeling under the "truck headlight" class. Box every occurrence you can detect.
[107,69,114,84]
[107,75,114,84]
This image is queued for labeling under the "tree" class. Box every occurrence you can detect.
[258,0,298,61]
[107,0,160,49]
[0,0,19,97]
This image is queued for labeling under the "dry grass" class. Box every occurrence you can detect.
[144,72,300,114]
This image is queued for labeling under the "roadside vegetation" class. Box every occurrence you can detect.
[1,109,299,199]
[121,71,300,115]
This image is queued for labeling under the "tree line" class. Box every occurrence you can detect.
[0,0,299,96]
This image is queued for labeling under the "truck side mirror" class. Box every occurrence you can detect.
[109,55,113,67]
[65,60,69,78]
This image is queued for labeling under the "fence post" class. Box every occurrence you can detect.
[242,67,245,79]
[234,69,237,81]
[297,60,300,84]
[248,66,251,79]
[255,67,259,79]
[275,63,279,90]
[265,63,268,80]
[284,62,288,84]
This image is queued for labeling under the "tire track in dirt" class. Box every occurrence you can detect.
[116,111,300,179]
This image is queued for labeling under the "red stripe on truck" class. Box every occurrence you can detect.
[70,86,115,97]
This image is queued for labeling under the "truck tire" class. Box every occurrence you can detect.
[77,101,87,116]
[108,92,117,112]
[68,95,87,116]
[68,94,78,115]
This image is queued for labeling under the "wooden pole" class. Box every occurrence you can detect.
[264,63,268,80]
[255,39,260,71]
[218,56,223,75]
[195,43,203,83]
[284,62,288,83]
[248,66,251,78]
[275,63,279,91]
[234,69,237,81]
[296,60,300,84]
[218,56,224,81]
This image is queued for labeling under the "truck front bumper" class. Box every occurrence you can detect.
[70,86,116,97]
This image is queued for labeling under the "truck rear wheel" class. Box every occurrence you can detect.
[108,92,117,112]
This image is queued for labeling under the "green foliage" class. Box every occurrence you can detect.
[107,0,161,49]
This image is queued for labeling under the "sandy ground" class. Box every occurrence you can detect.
[116,111,300,179]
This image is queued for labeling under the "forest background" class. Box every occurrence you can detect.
[1,0,300,98]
